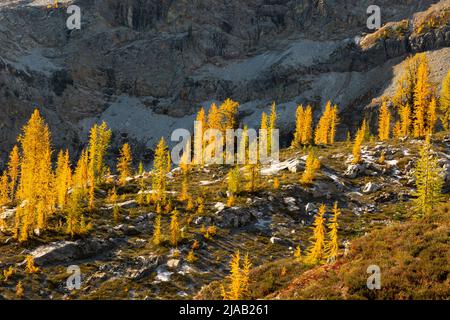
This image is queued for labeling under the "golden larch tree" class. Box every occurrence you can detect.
[292,105,305,148]
[153,214,162,246]
[170,209,180,247]
[268,102,277,153]
[117,143,133,185]
[352,122,366,164]
[305,204,326,265]
[427,97,437,134]
[413,55,431,138]
[55,150,72,209]
[152,137,171,205]
[325,202,341,263]
[7,145,20,200]
[221,250,252,300]
[439,70,450,130]
[413,136,444,216]
[16,109,54,241]
[378,101,391,141]
[300,150,320,184]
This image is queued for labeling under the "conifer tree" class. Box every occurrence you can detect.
[117,143,133,185]
[440,70,450,131]
[413,136,444,216]
[65,187,84,238]
[153,214,162,246]
[427,97,437,134]
[219,98,240,131]
[300,150,320,184]
[55,150,72,209]
[221,251,251,300]
[314,102,331,145]
[413,55,431,138]
[400,105,411,137]
[329,104,339,144]
[352,122,365,164]
[179,146,191,201]
[292,105,305,148]
[378,101,391,141]
[325,202,340,263]
[7,145,20,200]
[305,204,326,264]
[88,122,112,183]
[227,166,241,206]
[16,109,54,241]
[259,111,267,131]
[25,256,39,274]
[170,209,179,247]
[393,54,421,111]
[302,105,314,144]
[152,138,170,205]
[268,102,277,153]
[74,149,89,194]
[207,103,220,130]
[0,173,9,206]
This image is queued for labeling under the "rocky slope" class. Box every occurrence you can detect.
[0,133,448,299]
[0,0,449,164]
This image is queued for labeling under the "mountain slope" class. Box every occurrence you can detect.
[0,0,449,162]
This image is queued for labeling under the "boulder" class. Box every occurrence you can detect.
[30,238,117,266]
[126,255,160,280]
[216,207,256,228]
[345,163,366,178]
[362,182,380,194]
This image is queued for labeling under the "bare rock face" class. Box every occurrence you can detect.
[0,0,449,163]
